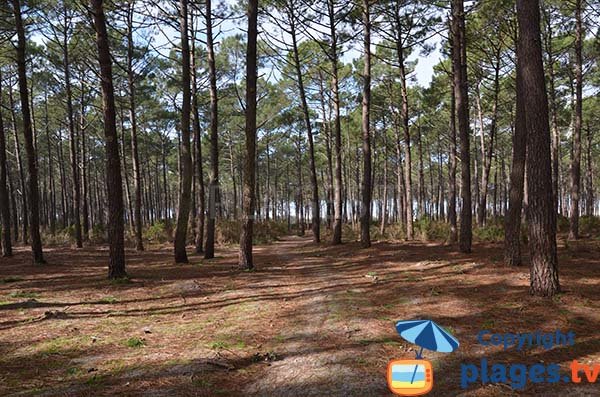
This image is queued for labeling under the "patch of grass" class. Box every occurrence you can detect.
[452,265,465,274]
[552,293,564,303]
[207,339,246,350]
[9,291,38,299]
[354,357,367,365]
[66,367,81,376]
[481,319,495,329]
[567,317,586,326]
[273,334,286,343]
[85,374,105,386]
[125,337,146,348]
[110,277,132,285]
[208,340,229,350]
[192,378,213,388]
[2,276,24,283]
[38,336,85,355]
[98,296,119,304]
[441,326,456,335]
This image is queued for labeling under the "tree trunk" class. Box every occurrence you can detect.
[80,79,89,240]
[126,2,144,251]
[516,0,560,296]
[477,60,500,227]
[204,0,219,259]
[61,6,83,248]
[395,11,414,240]
[239,0,258,270]
[360,0,372,247]
[542,7,560,213]
[451,0,471,253]
[191,13,206,255]
[380,127,388,234]
[327,0,343,245]
[91,0,126,278]
[8,85,28,244]
[173,0,193,263]
[0,72,12,256]
[569,0,583,240]
[289,1,320,243]
[585,123,593,217]
[12,0,44,263]
[504,41,527,266]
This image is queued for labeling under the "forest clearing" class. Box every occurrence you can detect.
[1,0,600,395]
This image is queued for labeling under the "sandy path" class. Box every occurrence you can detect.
[245,236,388,396]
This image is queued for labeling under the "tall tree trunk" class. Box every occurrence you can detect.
[504,41,527,266]
[569,0,583,240]
[80,78,89,240]
[173,0,192,263]
[516,0,560,296]
[91,0,126,278]
[585,123,593,217]
[0,72,12,256]
[191,13,205,255]
[327,0,343,245]
[8,85,28,243]
[204,0,219,258]
[239,0,258,270]
[289,1,319,243]
[119,110,134,232]
[380,127,388,234]
[448,66,458,243]
[477,60,500,227]
[12,0,44,263]
[542,7,560,213]
[62,8,83,248]
[126,2,144,251]
[360,0,372,247]
[394,9,414,240]
[451,0,471,253]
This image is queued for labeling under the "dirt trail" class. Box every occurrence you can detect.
[245,235,387,396]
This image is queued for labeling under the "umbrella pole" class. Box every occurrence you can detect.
[410,347,424,384]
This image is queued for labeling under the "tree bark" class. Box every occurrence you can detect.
[173,0,193,263]
[204,0,219,259]
[0,72,12,256]
[239,0,258,270]
[62,7,83,248]
[326,0,343,245]
[360,0,372,247]
[516,0,560,296]
[448,60,458,243]
[569,0,583,240]
[12,0,44,263]
[80,78,89,240]
[394,9,414,240]
[91,0,127,278]
[451,0,472,253]
[288,1,319,243]
[126,2,144,251]
[191,12,205,255]
[8,83,28,243]
[504,41,527,267]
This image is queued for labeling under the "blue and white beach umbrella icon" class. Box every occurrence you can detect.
[395,319,459,358]
[394,319,459,385]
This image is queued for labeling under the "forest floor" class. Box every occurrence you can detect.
[0,234,599,396]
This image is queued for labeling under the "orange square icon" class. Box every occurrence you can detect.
[387,359,433,396]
